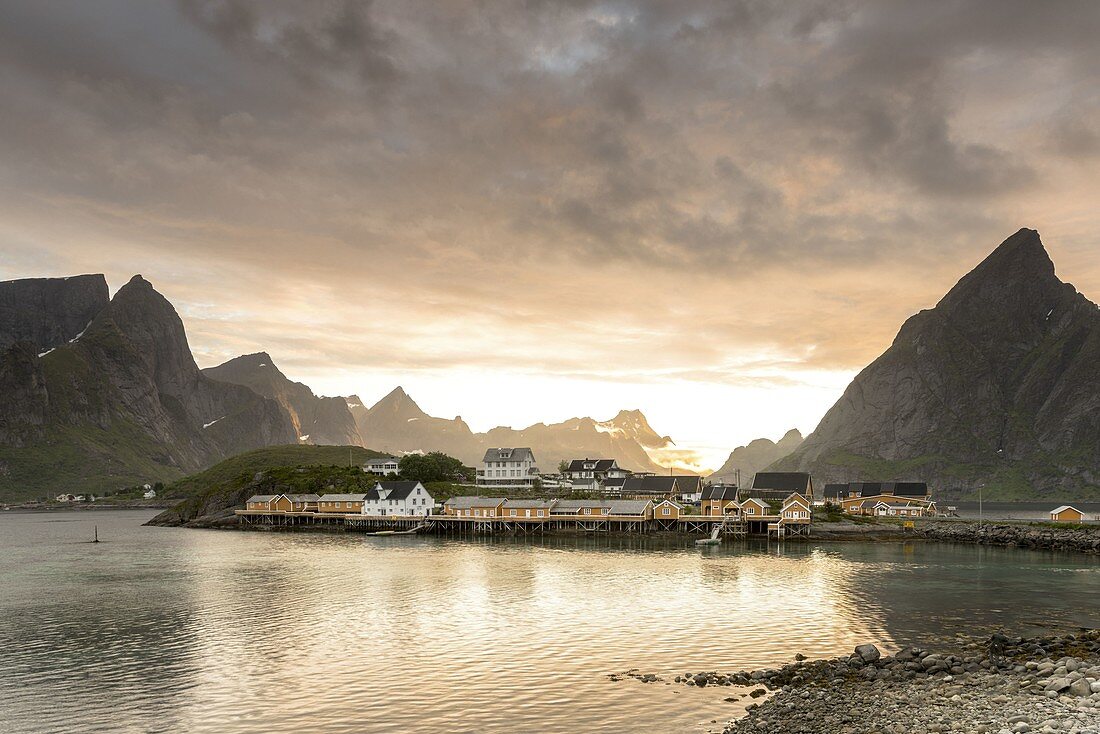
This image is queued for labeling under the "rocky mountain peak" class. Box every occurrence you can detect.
[370,386,427,419]
[779,428,804,446]
[94,275,201,398]
[935,228,1069,320]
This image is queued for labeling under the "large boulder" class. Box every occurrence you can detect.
[855,644,881,663]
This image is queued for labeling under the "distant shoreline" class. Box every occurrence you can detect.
[1,503,171,514]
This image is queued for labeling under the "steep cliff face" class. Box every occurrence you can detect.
[776,229,1100,499]
[0,275,296,500]
[0,274,109,352]
[710,429,803,484]
[203,352,363,446]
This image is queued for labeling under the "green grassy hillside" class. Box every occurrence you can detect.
[147,444,387,525]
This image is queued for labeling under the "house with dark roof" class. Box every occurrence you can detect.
[565,458,630,482]
[619,475,701,498]
[362,481,435,517]
[748,472,814,500]
[824,481,934,515]
[700,485,740,516]
[477,447,540,489]
[600,476,627,493]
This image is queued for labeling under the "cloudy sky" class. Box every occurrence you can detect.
[1,1,1098,469]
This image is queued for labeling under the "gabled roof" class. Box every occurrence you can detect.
[375,481,426,501]
[566,458,618,472]
[751,472,812,492]
[653,498,684,508]
[318,493,367,502]
[701,485,739,502]
[823,483,848,499]
[482,447,536,463]
[674,476,702,492]
[601,477,626,488]
[621,476,693,494]
[1051,505,1081,515]
[283,494,321,502]
[365,455,399,464]
[246,495,277,503]
[782,493,811,508]
[445,495,506,509]
[607,500,652,515]
[740,497,770,508]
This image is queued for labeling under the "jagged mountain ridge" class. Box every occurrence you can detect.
[709,429,803,484]
[345,389,684,474]
[203,352,362,447]
[774,228,1100,500]
[0,275,296,500]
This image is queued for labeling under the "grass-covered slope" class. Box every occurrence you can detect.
[146,444,386,526]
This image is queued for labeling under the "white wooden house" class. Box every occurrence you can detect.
[362,481,436,517]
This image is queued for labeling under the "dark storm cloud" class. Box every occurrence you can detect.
[0,0,1098,384]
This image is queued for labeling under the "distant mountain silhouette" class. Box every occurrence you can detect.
[344,392,685,474]
[204,352,361,447]
[710,429,803,484]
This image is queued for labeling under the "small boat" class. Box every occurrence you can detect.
[695,523,723,545]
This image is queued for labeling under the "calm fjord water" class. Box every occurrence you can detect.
[2,510,1100,734]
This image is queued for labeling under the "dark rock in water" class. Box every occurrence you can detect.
[693,674,709,688]
[772,228,1100,499]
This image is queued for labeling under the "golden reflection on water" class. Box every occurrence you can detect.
[2,512,1100,734]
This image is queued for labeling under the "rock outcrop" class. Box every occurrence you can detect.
[204,352,362,447]
[775,229,1100,499]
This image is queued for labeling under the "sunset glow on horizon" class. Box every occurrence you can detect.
[2,1,1098,470]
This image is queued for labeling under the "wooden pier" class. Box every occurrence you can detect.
[234,509,806,537]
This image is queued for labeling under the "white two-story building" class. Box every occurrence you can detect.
[363,456,401,475]
[476,447,539,490]
[362,481,435,517]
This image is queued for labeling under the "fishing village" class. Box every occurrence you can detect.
[233,447,943,541]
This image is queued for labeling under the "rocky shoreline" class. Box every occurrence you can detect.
[659,630,1100,733]
[916,521,1100,554]
[806,519,1100,554]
